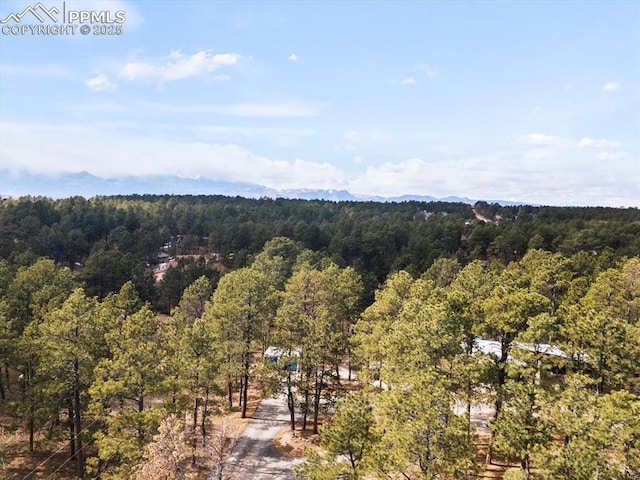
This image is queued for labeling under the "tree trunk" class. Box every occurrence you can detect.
[136,396,145,443]
[68,400,76,462]
[287,375,296,433]
[29,406,35,452]
[522,454,531,480]
[312,367,325,434]
[598,336,606,394]
[192,396,198,466]
[241,371,249,418]
[302,387,309,432]
[171,374,179,404]
[495,337,510,420]
[485,431,493,465]
[73,371,85,478]
[227,379,233,410]
[466,392,472,436]
[24,365,35,452]
[241,331,251,418]
[201,388,209,438]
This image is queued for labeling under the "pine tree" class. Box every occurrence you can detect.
[33,288,103,477]
[297,391,376,479]
[275,261,362,433]
[89,304,167,479]
[371,371,479,480]
[205,267,271,417]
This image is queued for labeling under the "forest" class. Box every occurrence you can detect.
[0,194,639,479]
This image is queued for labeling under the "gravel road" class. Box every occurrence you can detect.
[224,396,304,479]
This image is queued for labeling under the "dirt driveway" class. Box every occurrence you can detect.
[224,396,304,479]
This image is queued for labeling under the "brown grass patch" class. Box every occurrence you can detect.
[0,420,78,480]
[273,424,321,458]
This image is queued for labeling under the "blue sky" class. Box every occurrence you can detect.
[1,0,638,206]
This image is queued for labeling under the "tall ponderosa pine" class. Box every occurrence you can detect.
[7,258,75,451]
[89,302,167,479]
[276,262,362,433]
[564,261,640,393]
[482,263,550,418]
[353,270,414,388]
[205,267,272,417]
[164,276,219,463]
[250,237,305,353]
[32,288,104,477]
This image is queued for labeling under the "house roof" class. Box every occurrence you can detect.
[473,338,569,363]
[264,346,300,358]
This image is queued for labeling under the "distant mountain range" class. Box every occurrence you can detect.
[0,170,529,206]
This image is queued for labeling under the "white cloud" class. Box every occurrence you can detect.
[288,54,298,62]
[416,63,438,79]
[602,82,620,92]
[343,131,361,151]
[64,100,129,115]
[345,151,638,207]
[340,129,436,154]
[521,134,623,152]
[578,137,621,149]
[401,76,416,85]
[118,50,241,83]
[524,133,556,144]
[2,122,638,207]
[514,134,629,179]
[0,122,344,191]
[85,74,117,92]
[595,151,628,161]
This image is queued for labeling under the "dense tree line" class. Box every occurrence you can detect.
[1,195,639,306]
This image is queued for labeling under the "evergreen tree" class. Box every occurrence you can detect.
[371,372,479,480]
[89,304,167,479]
[275,261,362,433]
[353,270,414,388]
[32,288,104,477]
[297,392,376,480]
[205,267,271,417]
